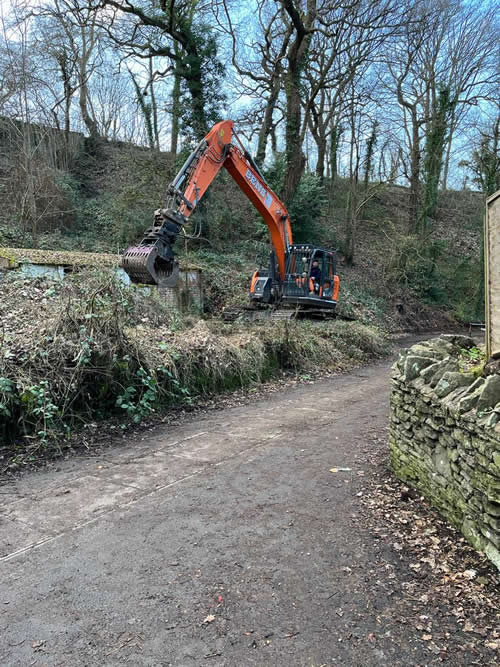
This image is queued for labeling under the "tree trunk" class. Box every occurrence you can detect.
[64,93,71,140]
[256,78,280,165]
[344,188,357,265]
[441,112,456,190]
[308,100,325,181]
[170,48,182,154]
[315,135,326,181]
[329,122,341,182]
[56,54,72,143]
[283,64,305,203]
[363,121,378,191]
[420,87,456,232]
[270,125,277,155]
[78,25,99,139]
[79,83,99,139]
[408,110,420,234]
[130,71,154,149]
[148,54,160,151]
[281,0,316,204]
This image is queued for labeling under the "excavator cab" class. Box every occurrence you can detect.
[249,245,339,316]
[281,245,339,313]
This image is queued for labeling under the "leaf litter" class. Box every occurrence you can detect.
[360,428,500,663]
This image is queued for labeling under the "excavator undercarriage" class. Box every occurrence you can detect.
[121,120,340,318]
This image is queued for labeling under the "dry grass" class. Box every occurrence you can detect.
[0,270,389,462]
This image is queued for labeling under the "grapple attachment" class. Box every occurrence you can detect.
[122,244,179,286]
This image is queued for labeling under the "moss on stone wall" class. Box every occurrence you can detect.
[0,247,201,271]
[390,335,500,570]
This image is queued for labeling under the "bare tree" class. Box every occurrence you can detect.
[220,0,292,164]
[99,0,225,139]
[383,0,499,231]
[278,0,401,203]
[24,0,103,138]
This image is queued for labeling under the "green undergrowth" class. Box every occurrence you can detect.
[458,345,486,377]
[0,270,388,466]
[180,248,258,314]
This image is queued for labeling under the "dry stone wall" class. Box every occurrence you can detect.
[390,335,500,570]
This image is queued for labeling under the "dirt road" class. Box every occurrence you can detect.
[0,347,497,666]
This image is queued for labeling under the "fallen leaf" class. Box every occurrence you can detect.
[32,640,46,652]
[428,642,441,654]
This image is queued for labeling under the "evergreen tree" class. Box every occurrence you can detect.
[419,86,457,233]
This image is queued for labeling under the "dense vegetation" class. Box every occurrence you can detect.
[0,267,388,464]
[0,134,485,326]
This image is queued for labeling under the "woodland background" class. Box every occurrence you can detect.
[0,0,499,323]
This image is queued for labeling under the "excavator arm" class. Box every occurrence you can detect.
[122,120,293,285]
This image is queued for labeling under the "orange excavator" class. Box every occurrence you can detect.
[122,120,339,317]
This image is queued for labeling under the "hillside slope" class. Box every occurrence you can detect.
[0,138,485,329]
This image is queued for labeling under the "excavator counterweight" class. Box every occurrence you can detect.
[122,120,339,317]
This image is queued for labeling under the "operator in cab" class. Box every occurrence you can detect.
[310,259,321,294]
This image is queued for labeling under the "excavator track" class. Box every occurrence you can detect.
[222,306,343,322]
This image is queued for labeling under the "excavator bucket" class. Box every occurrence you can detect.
[122,245,179,286]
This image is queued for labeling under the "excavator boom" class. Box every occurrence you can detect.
[122,120,292,284]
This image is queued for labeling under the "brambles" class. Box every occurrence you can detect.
[0,377,14,417]
[116,368,159,424]
[0,270,388,464]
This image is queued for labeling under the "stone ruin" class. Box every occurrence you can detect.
[0,247,203,313]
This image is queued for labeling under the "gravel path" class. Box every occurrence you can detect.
[1,346,498,666]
